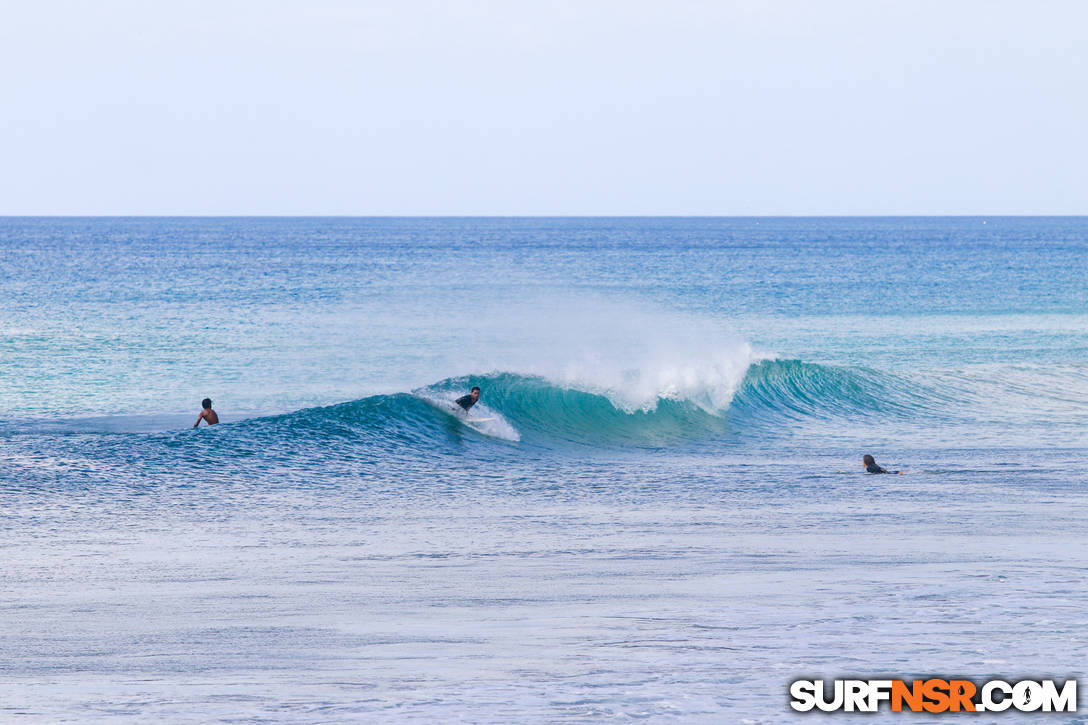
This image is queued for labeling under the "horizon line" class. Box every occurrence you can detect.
[1,213,1086,219]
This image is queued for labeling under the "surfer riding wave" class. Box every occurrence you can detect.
[455,386,480,411]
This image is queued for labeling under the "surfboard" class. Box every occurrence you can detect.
[418,396,519,441]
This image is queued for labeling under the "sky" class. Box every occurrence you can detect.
[1,0,1085,215]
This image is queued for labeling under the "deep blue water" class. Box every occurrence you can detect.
[1,217,1085,722]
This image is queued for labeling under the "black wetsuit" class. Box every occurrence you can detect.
[455,394,477,411]
[866,463,889,474]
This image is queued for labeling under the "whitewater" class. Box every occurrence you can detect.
[1,217,1086,723]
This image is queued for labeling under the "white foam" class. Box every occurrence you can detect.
[439,295,757,414]
[540,340,755,413]
[415,393,521,442]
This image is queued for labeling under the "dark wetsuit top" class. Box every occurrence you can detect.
[866,463,888,474]
[455,394,477,411]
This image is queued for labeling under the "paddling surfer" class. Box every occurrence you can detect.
[863,454,898,474]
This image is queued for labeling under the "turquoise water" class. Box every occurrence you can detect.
[1,217,1086,722]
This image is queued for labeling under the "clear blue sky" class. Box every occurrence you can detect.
[2,0,1085,215]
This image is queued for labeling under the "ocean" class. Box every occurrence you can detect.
[1,217,1086,722]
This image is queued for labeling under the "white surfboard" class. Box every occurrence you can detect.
[413,392,520,441]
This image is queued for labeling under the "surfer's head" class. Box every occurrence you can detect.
[201,398,213,410]
[862,454,876,466]
[470,386,480,401]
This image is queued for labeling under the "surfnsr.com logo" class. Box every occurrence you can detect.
[789,678,1077,713]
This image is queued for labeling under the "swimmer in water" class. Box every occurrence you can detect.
[193,398,219,427]
[863,454,899,474]
[455,386,480,411]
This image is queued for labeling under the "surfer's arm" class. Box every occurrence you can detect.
[193,411,205,428]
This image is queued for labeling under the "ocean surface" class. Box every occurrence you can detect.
[1,217,1086,723]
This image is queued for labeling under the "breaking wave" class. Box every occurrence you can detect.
[216,360,939,450]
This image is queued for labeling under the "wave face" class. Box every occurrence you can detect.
[417,373,730,447]
[207,361,942,453]
[727,359,942,423]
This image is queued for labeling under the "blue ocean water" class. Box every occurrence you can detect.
[1,217,1086,722]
